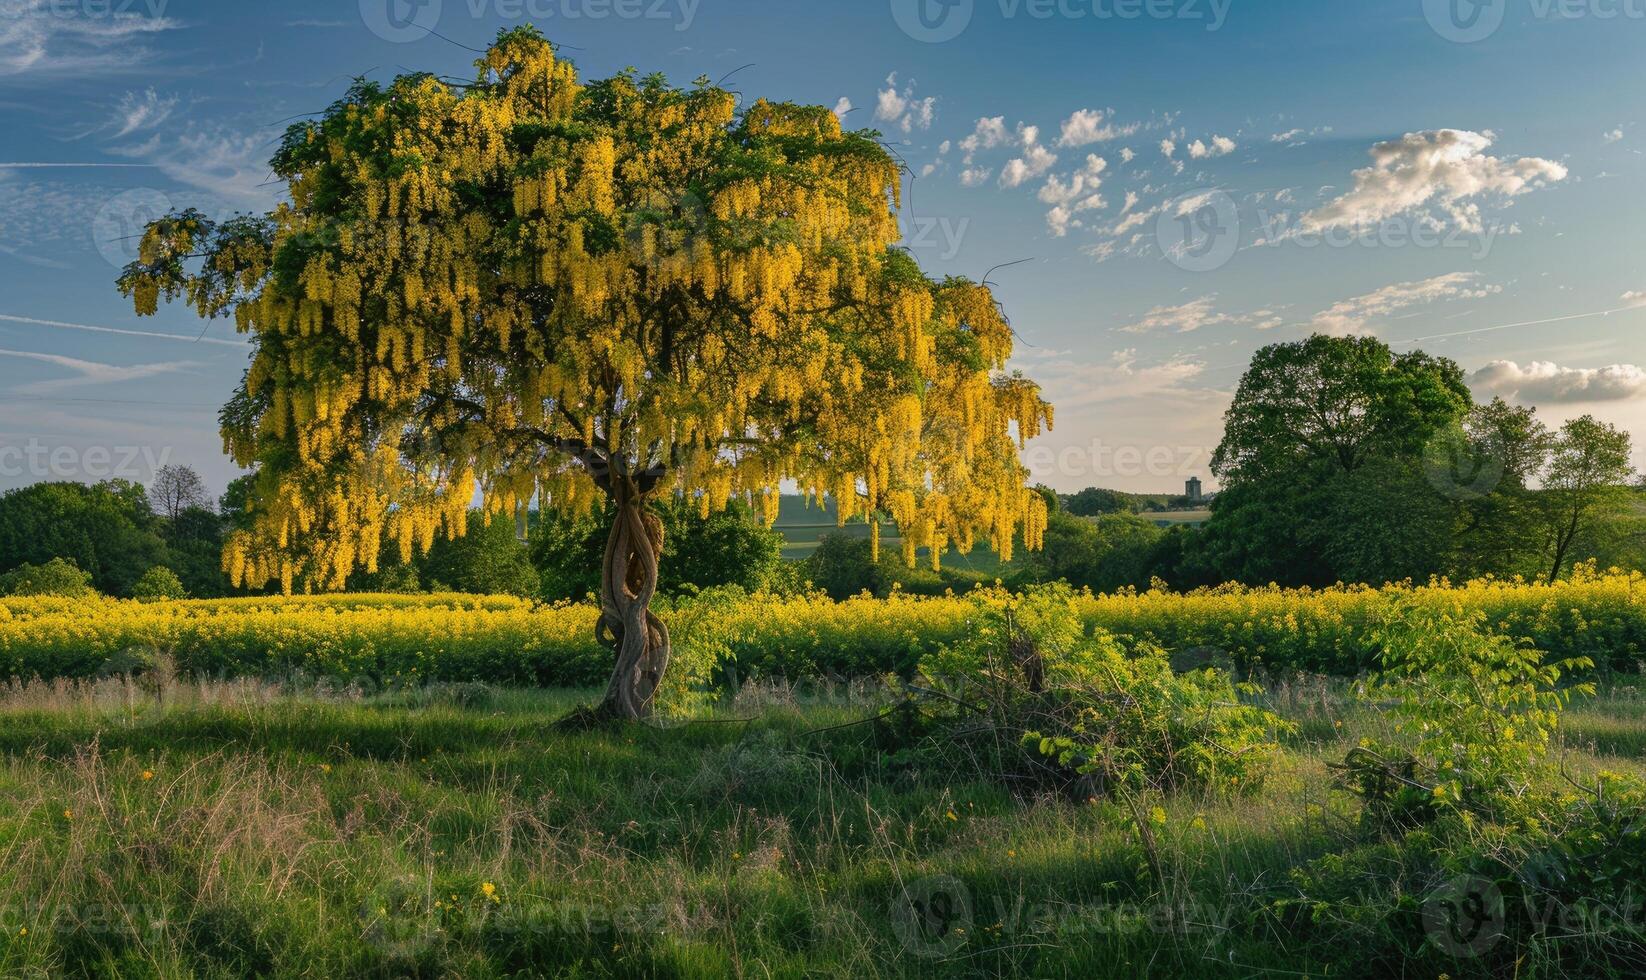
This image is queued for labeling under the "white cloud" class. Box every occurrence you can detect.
[1120,296,1233,334]
[1036,155,1108,236]
[1300,129,1567,235]
[1119,295,1280,334]
[959,116,1009,162]
[959,166,992,187]
[1604,128,1625,144]
[1271,129,1304,143]
[0,346,199,394]
[1159,138,1176,159]
[1470,360,1646,403]
[1119,147,1135,164]
[1057,108,1138,147]
[91,87,178,139]
[874,73,936,134]
[1623,290,1646,308]
[1308,272,1501,336]
[1188,135,1236,159]
[999,127,1057,188]
[109,126,277,207]
[831,97,852,122]
[0,0,179,76]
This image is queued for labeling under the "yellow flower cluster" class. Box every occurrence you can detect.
[3,569,1640,684]
[120,31,1052,594]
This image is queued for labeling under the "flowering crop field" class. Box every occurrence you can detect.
[3,569,1643,686]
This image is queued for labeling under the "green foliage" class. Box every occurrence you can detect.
[535,498,787,602]
[160,505,231,599]
[1339,602,1592,825]
[918,585,1290,798]
[1063,487,1137,517]
[0,557,95,597]
[1010,511,1164,594]
[0,481,169,596]
[417,511,540,598]
[131,566,188,602]
[800,532,890,600]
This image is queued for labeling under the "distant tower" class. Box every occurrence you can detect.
[1185,477,1203,504]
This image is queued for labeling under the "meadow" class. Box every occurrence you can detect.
[0,672,1640,978]
[2,576,1645,977]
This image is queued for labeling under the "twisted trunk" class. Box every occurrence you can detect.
[594,478,671,720]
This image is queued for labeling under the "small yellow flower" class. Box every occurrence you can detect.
[18,927,26,937]
[63,809,73,820]
[1006,849,1017,858]
[945,810,958,822]
[731,851,741,861]
[320,764,332,774]
[141,770,155,781]
[480,882,497,902]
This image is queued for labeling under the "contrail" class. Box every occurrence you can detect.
[1395,306,1642,344]
[0,162,156,168]
[0,314,247,349]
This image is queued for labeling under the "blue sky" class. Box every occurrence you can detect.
[0,0,1642,495]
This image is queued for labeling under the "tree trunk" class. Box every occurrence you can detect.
[594,479,671,720]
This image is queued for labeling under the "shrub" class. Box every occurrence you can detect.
[131,566,188,602]
[0,558,95,598]
[916,585,1291,800]
[1335,602,1592,826]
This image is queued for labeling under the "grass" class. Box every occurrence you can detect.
[0,673,1641,978]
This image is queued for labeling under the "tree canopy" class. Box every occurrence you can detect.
[118,28,1050,717]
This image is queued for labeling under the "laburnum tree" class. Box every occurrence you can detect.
[117,29,1051,719]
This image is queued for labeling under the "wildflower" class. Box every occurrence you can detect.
[320,764,332,774]
[63,809,73,820]
[481,882,498,902]
[142,770,155,781]
[1006,849,1017,858]
[945,810,958,822]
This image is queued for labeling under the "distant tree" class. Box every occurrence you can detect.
[802,532,890,600]
[131,565,188,601]
[1064,487,1134,517]
[1447,399,1552,578]
[150,464,210,522]
[417,510,541,597]
[1320,458,1454,585]
[1536,416,1635,583]
[0,557,95,597]
[119,29,1049,719]
[1207,335,1471,586]
[1012,511,1163,593]
[0,481,168,596]
[162,506,231,598]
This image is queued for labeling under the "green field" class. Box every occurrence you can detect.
[0,673,1642,978]
[772,496,1009,575]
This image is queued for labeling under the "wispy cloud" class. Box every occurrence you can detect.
[0,0,180,77]
[1309,272,1500,336]
[0,346,200,394]
[0,313,248,348]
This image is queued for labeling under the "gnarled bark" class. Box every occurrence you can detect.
[593,478,671,720]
